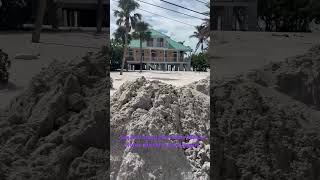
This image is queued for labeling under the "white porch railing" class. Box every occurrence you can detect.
[126,56,190,62]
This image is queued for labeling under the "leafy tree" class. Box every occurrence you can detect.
[132,21,151,73]
[258,0,320,32]
[110,39,123,71]
[114,0,141,75]
[114,26,132,47]
[191,53,209,72]
[0,0,32,29]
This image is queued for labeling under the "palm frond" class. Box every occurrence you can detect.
[116,19,124,26]
[114,10,119,16]
[134,13,142,20]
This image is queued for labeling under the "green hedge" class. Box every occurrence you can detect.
[191,53,209,72]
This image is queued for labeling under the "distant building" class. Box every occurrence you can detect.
[211,0,258,31]
[126,29,192,71]
[32,0,110,28]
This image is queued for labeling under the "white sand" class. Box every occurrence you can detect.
[0,32,108,109]
[1,31,319,107]
[110,70,209,96]
[112,32,320,95]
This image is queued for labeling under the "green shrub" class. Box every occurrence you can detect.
[191,53,209,72]
[110,40,123,71]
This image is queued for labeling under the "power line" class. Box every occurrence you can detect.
[136,0,203,20]
[138,8,195,27]
[194,0,208,4]
[112,0,195,27]
[112,0,197,27]
[160,0,208,16]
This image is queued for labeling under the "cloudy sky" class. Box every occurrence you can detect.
[110,0,209,52]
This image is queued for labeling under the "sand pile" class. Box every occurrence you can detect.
[0,50,109,180]
[211,45,320,179]
[110,77,210,179]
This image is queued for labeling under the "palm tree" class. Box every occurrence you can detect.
[201,2,210,40]
[132,21,151,73]
[190,2,210,53]
[32,0,47,43]
[114,0,141,75]
[114,26,132,47]
[190,25,206,53]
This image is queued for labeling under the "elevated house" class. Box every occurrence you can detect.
[211,0,258,31]
[126,29,192,71]
[31,0,110,28]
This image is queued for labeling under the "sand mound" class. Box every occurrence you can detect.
[0,50,109,180]
[2,43,319,179]
[211,45,320,179]
[248,45,320,109]
[110,77,210,179]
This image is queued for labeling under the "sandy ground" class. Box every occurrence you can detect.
[111,32,320,95]
[209,31,320,79]
[110,70,210,96]
[0,31,108,109]
[1,31,319,108]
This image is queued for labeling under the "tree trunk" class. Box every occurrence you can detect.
[139,33,143,73]
[120,18,129,75]
[48,0,59,30]
[32,0,47,43]
[201,40,204,53]
[96,0,103,33]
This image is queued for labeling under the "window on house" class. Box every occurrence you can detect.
[151,50,156,61]
[164,51,167,61]
[157,38,164,47]
[147,38,153,47]
[164,40,168,48]
[128,49,133,57]
[127,49,133,61]
[173,51,177,62]
[180,51,184,61]
[142,50,145,61]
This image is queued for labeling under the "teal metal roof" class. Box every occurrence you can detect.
[129,29,192,51]
[129,40,147,48]
[167,38,191,51]
[148,29,169,38]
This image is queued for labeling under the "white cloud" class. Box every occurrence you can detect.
[111,0,209,52]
